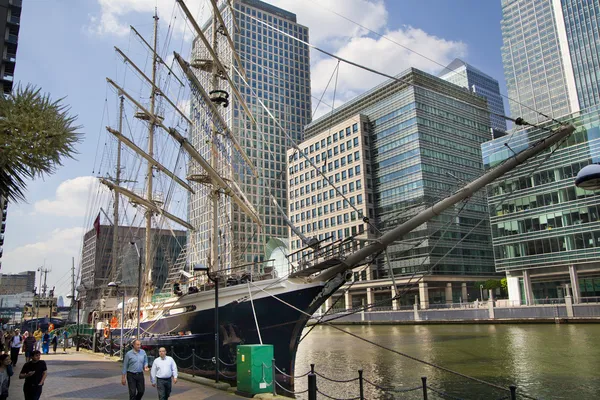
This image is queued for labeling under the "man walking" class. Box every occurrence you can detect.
[9,330,21,367]
[122,339,148,400]
[150,347,178,400]
[19,350,47,400]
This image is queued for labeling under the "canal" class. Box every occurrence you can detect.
[294,324,600,399]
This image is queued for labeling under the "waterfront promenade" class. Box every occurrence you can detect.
[7,351,243,400]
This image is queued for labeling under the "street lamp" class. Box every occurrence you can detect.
[130,242,142,339]
[194,264,220,383]
[66,295,81,351]
[108,281,125,360]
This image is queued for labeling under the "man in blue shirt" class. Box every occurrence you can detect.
[150,347,178,400]
[122,339,149,400]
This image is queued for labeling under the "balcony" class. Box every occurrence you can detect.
[3,53,16,63]
[9,0,22,8]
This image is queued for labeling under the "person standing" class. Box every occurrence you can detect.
[150,347,178,400]
[122,339,148,400]
[19,350,46,400]
[51,334,58,354]
[62,331,68,353]
[41,332,50,355]
[23,333,36,363]
[9,331,21,367]
[0,354,12,400]
[32,329,42,352]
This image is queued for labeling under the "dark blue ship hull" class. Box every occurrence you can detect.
[137,283,328,388]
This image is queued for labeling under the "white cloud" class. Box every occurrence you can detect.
[33,176,110,218]
[89,0,206,37]
[1,227,86,298]
[311,27,467,117]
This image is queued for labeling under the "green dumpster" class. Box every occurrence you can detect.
[236,344,274,396]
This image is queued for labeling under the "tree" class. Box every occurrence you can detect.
[0,85,82,202]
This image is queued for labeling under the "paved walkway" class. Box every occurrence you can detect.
[8,351,243,399]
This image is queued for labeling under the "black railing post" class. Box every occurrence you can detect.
[510,385,517,400]
[308,371,317,400]
[272,358,277,396]
[358,369,364,400]
[109,330,113,357]
[192,349,196,377]
[421,376,428,400]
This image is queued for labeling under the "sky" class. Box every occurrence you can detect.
[1,0,506,299]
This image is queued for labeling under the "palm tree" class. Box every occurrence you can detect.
[0,85,82,202]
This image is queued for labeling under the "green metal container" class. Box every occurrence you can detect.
[236,344,274,395]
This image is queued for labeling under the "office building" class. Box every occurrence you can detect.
[0,0,20,94]
[501,0,600,124]
[439,58,507,136]
[79,225,186,306]
[0,270,35,295]
[482,107,600,304]
[188,0,311,270]
[299,68,497,309]
[0,0,22,269]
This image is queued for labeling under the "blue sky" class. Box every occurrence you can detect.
[2,0,507,298]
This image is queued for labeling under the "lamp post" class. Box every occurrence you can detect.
[130,242,142,339]
[108,281,125,360]
[66,295,81,351]
[194,264,219,383]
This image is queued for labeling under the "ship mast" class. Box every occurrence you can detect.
[210,4,220,278]
[144,11,159,299]
[112,96,124,280]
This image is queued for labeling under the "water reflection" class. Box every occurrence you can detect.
[295,324,600,399]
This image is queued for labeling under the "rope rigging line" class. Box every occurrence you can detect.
[303,0,565,129]
[248,280,538,400]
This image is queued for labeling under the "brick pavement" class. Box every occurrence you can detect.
[8,351,244,400]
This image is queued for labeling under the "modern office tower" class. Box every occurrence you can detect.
[0,0,22,269]
[188,0,311,268]
[79,225,186,306]
[482,107,600,305]
[298,68,497,309]
[0,270,35,295]
[501,0,600,124]
[0,0,20,95]
[439,58,508,137]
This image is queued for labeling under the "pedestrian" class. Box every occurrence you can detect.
[51,334,58,354]
[41,332,50,355]
[0,354,12,400]
[122,339,149,400]
[32,329,42,352]
[23,333,36,363]
[62,331,68,353]
[9,331,21,367]
[19,350,46,400]
[150,347,178,400]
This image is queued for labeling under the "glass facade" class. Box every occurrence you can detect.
[560,0,600,110]
[501,0,576,124]
[482,107,600,301]
[305,69,495,279]
[188,0,311,267]
[439,58,508,133]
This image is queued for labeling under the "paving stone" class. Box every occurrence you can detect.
[8,351,245,400]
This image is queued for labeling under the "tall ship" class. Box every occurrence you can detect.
[80,0,576,392]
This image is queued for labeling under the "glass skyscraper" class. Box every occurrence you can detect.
[188,0,311,268]
[501,0,600,124]
[439,58,508,135]
[482,107,600,305]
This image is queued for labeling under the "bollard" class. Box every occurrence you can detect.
[272,359,277,396]
[358,369,364,400]
[308,372,317,400]
[192,349,196,377]
[421,376,428,400]
[509,385,517,400]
